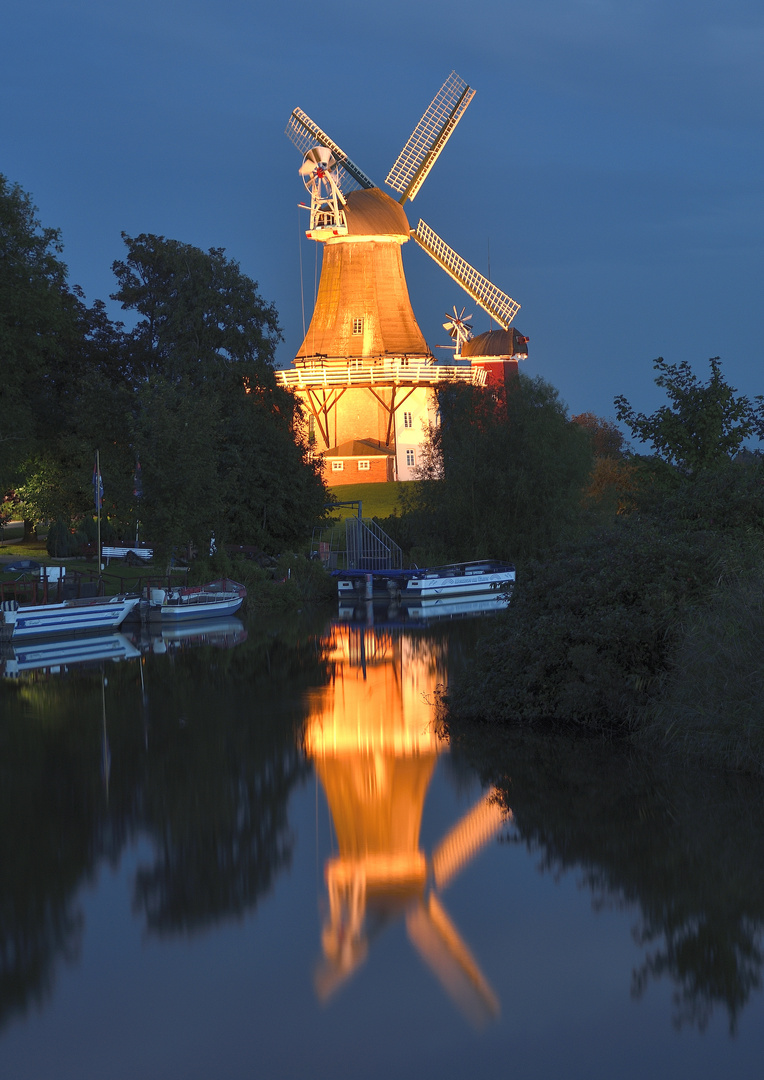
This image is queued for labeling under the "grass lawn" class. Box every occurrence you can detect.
[328,482,413,520]
[0,536,50,561]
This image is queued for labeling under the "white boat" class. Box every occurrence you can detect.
[2,632,141,677]
[402,560,515,600]
[336,560,516,601]
[147,579,246,621]
[0,594,141,641]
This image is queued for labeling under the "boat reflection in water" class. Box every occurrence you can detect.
[1,617,247,677]
[133,616,248,655]
[303,622,507,1027]
[338,591,510,627]
[1,631,141,678]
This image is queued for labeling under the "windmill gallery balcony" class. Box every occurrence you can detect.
[275,358,487,390]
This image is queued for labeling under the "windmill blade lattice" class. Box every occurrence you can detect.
[386,71,475,204]
[286,108,375,193]
[412,220,521,330]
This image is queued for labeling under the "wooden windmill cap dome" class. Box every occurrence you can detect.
[461,328,529,358]
[342,188,411,238]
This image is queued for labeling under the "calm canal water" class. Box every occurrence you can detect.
[2,608,764,1079]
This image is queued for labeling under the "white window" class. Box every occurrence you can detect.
[357,460,370,471]
[403,411,412,429]
[331,460,344,472]
[352,318,364,335]
[406,449,415,468]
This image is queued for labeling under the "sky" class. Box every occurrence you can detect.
[2,0,763,427]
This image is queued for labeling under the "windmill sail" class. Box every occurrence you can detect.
[386,72,475,204]
[412,220,521,330]
[406,894,500,1027]
[431,791,507,892]
[286,108,375,192]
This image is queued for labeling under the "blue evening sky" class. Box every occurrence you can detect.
[2,0,762,426]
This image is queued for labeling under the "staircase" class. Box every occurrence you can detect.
[312,516,402,572]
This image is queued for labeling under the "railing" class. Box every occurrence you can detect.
[275,360,486,390]
[0,572,105,605]
[0,568,149,604]
[345,517,403,572]
[312,515,403,572]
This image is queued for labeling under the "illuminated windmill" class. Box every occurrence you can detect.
[276,73,528,482]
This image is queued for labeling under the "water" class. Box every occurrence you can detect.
[2,609,764,1079]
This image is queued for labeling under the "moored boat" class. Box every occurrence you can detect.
[146,579,246,621]
[336,560,515,602]
[0,594,141,641]
[402,560,515,599]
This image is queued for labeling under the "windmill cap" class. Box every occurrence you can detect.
[341,189,411,238]
[461,328,529,358]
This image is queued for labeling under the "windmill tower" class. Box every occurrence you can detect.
[276,73,528,483]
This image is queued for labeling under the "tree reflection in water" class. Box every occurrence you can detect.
[450,725,764,1032]
[0,614,328,1029]
[3,614,764,1039]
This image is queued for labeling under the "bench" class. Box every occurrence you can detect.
[102,546,154,565]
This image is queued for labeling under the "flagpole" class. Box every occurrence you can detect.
[96,448,102,573]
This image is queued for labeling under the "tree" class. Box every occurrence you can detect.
[111,233,281,382]
[0,175,84,487]
[217,373,327,549]
[111,233,327,551]
[572,413,636,516]
[449,519,757,730]
[410,375,593,561]
[571,413,626,457]
[614,357,764,473]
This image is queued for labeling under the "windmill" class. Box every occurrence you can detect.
[278,73,527,479]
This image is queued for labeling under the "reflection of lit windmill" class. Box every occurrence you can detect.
[304,625,507,1027]
[278,73,528,477]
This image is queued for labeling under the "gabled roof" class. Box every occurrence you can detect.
[322,439,395,458]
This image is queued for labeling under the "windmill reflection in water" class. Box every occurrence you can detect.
[303,624,508,1026]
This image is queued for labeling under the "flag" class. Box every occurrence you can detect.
[133,458,143,499]
[93,456,104,510]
